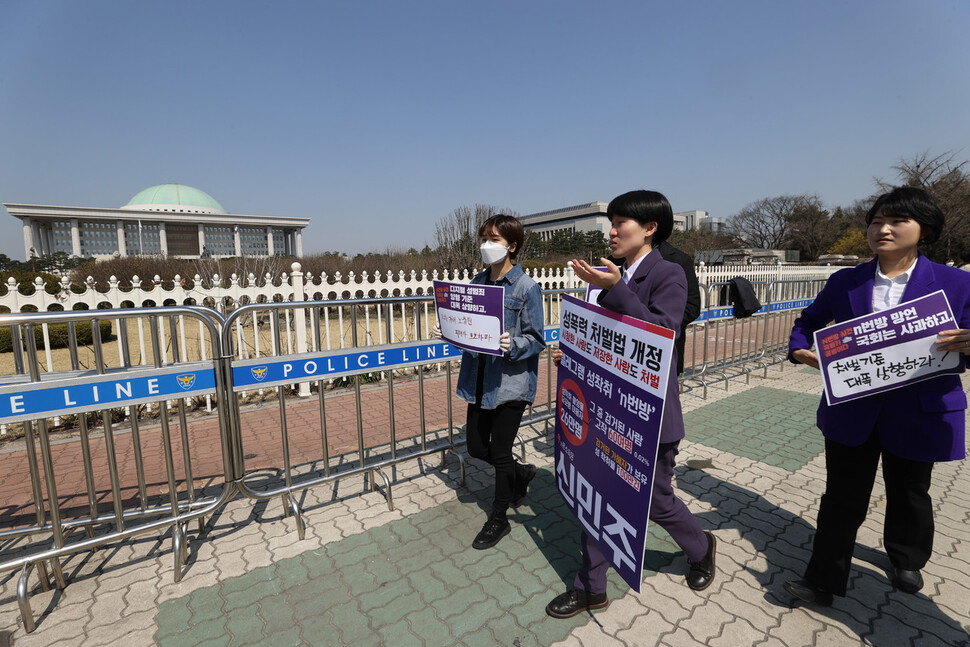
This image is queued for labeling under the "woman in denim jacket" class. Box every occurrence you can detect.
[436,214,546,549]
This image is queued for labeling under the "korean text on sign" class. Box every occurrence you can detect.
[814,290,963,405]
[554,293,675,591]
[432,279,505,356]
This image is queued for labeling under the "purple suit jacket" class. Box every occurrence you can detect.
[789,255,970,462]
[598,249,687,444]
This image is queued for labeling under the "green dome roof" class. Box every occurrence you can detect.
[122,183,227,214]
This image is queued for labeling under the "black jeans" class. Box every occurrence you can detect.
[806,431,935,596]
[465,400,528,519]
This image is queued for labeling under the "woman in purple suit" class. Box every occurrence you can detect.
[785,187,970,606]
[545,190,716,619]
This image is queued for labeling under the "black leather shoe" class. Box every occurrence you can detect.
[472,517,510,550]
[511,463,538,507]
[545,589,609,618]
[784,579,833,607]
[686,531,716,591]
[892,568,923,594]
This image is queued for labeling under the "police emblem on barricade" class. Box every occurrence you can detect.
[251,366,268,382]
[176,374,197,390]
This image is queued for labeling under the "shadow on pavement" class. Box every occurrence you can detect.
[679,466,970,645]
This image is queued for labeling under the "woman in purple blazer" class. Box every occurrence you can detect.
[545,190,716,619]
[785,187,970,607]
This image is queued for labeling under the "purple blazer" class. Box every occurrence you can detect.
[789,255,970,462]
[598,249,687,444]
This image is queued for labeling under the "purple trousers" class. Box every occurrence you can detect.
[573,441,708,594]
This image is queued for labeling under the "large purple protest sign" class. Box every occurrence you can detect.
[433,280,505,355]
[555,293,675,591]
[815,290,964,406]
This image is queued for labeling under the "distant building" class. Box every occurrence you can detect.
[816,254,861,265]
[520,202,611,241]
[672,210,705,232]
[699,216,729,233]
[4,183,310,260]
[521,202,715,239]
[695,248,800,264]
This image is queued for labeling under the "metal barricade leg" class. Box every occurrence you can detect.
[371,468,393,511]
[18,562,36,633]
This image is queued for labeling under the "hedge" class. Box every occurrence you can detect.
[0,320,115,352]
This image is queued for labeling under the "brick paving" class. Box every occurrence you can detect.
[1,362,969,646]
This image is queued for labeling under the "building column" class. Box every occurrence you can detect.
[37,220,54,256]
[70,219,81,257]
[234,225,241,256]
[296,230,303,258]
[116,220,127,256]
[30,221,42,257]
[23,218,33,259]
[266,227,274,256]
[159,222,168,256]
[198,223,206,257]
[44,224,54,255]
[37,223,48,255]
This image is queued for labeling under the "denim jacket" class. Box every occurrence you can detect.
[456,264,546,409]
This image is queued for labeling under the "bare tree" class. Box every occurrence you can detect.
[728,195,805,249]
[667,228,735,262]
[194,254,288,288]
[786,196,844,261]
[433,204,519,271]
[728,194,844,259]
[876,151,970,262]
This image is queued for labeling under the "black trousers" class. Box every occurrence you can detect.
[465,400,528,518]
[805,430,935,596]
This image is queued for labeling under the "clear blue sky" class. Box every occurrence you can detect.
[2,0,968,259]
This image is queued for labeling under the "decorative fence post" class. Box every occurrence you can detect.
[290,262,311,396]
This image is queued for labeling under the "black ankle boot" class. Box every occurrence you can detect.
[686,531,716,591]
[472,515,510,550]
[545,589,609,618]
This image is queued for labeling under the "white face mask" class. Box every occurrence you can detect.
[480,241,509,265]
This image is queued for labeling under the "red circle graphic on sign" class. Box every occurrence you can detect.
[558,378,589,447]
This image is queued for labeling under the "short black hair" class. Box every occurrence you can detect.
[479,214,524,260]
[865,186,945,244]
[606,190,674,245]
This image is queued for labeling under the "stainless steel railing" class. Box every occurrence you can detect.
[0,306,233,632]
[0,280,820,632]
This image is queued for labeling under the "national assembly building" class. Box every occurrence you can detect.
[4,183,310,260]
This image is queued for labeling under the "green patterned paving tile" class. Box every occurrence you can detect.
[156,467,684,645]
[684,386,823,471]
[403,607,453,646]
[376,618,422,647]
[187,586,226,625]
[257,594,297,636]
[224,602,264,646]
[155,597,192,641]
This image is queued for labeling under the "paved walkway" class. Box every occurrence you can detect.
[2,363,969,646]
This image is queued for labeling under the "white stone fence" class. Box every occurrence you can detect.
[0,262,843,314]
